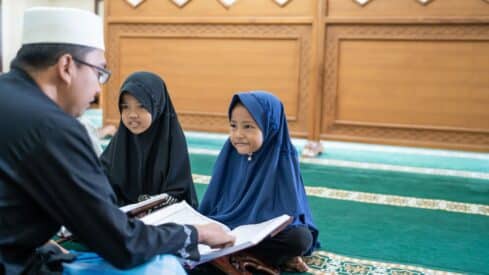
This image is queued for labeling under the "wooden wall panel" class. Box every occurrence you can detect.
[118,36,301,128]
[104,0,489,151]
[105,23,312,137]
[336,39,489,130]
[321,25,489,151]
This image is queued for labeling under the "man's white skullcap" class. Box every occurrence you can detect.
[22,7,104,50]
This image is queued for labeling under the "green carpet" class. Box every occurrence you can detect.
[191,154,489,206]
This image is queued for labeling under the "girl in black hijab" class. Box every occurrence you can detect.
[101,71,198,208]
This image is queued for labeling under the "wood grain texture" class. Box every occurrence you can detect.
[103,0,489,151]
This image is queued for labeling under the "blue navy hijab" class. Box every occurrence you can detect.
[199,91,319,254]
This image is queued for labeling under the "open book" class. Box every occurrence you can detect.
[139,201,292,268]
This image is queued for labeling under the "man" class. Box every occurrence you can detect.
[0,7,234,274]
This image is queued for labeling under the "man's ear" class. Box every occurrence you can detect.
[56,54,75,86]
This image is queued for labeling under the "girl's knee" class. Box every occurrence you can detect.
[288,227,313,255]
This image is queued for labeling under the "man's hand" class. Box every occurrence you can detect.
[194,223,235,249]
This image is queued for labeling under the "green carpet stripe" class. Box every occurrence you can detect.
[192,174,489,217]
[314,143,489,173]
[300,158,489,180]
[299,163,489,206]
[314,141,489,160]
[306,251,460,275]
[188,148,489,180]
[187,148,219,156]
[185,131,489,173]
[189,153,489,206]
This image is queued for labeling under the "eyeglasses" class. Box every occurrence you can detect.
[72,57,112,84]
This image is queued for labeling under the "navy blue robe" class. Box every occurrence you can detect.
[0,67,199,274]
[199,91,319,255]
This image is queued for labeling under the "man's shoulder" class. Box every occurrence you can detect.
[0,70,89,152]
[0,96,81,148]
[2,98,77,132]
[0,74,80,129]
[0,72,53,117]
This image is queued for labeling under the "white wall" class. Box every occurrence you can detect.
[2,0,97,71]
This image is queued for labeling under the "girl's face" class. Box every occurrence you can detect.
[120,93,152,135]
[229,103,263,155]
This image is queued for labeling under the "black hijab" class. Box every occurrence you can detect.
[100,72,198,208]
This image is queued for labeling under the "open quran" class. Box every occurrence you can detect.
[139,200,292,268]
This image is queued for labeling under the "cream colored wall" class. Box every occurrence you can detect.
[2,0,97,71]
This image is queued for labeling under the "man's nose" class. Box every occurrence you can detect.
[94,84,101,96]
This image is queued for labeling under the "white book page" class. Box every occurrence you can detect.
[140,201,229,230]
[230,214,291,245]
[197,214,291,261]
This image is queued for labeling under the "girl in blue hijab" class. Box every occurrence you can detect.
[199,91,319,272]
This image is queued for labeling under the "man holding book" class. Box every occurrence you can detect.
[0,7,234,274]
